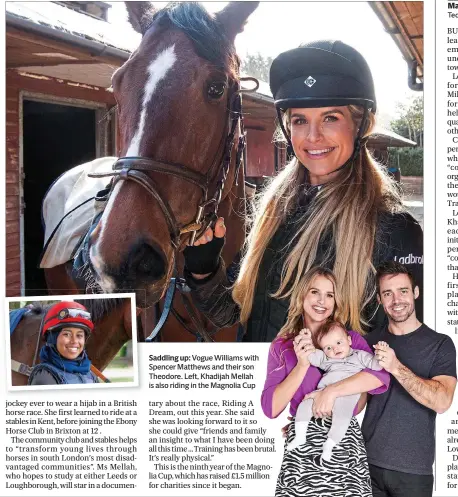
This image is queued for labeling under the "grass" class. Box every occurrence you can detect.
[108,377,134,383]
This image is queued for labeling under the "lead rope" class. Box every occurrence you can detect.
[146,272,215,343]
[90,365,111,383]
[145,278,178,342]
[31,312,46,368]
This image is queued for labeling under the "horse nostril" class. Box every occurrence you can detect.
[131,243,166,280]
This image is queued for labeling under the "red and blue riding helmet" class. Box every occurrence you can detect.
[42,301,94,336]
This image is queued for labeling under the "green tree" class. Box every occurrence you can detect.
[388,95,423,177]
[241,52,273,82]
[390,95,423,147]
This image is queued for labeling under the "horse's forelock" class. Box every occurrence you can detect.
[152,2,238,76]
[74,298,127,323]
[30,302,46,315]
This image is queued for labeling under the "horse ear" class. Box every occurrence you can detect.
[216,1,259,41]
[125,1,156,35]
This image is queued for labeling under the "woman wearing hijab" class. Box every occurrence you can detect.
[28,301,98,385]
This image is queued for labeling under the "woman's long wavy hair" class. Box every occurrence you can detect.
[276,267,342,341]
[232,105,404,334]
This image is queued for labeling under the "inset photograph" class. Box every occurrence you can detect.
[7,294,138,390]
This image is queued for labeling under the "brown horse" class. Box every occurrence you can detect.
[44,2,259,342]
[10,298,133,386]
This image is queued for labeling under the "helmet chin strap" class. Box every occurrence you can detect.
[276,103,372,180]
[276,107,294,153]
[327,102,371,177]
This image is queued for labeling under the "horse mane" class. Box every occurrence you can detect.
[28,302,46,315]
[74,298,127,323]
[151,2,239,75]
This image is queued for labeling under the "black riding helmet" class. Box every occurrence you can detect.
[269,40,376,174]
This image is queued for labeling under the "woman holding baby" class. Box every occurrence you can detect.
[183,41,423,495]
[262,267,387,495]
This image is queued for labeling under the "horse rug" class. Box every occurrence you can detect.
[9,308,31,335]
[40,157,117,268]
[10,307,35,375]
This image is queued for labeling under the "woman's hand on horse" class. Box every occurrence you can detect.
[193,217,226,246]
[183,217,226,278]
[303,387,336,418]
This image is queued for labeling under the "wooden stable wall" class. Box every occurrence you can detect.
[245,128,276,178]
[5,69,116,296]
[243,96,278,180]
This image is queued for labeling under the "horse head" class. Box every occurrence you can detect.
[88,1,258,307]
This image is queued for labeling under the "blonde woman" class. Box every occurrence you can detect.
[261,267,389,496]
[183,40,423,340]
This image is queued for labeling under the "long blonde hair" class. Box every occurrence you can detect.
[232,105,403,333]
[276,267,342,341]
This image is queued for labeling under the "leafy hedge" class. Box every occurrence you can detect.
[388,147,423,177]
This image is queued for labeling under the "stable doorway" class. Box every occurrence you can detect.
[22,99,97,295]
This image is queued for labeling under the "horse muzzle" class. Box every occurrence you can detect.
[87,239,170,307]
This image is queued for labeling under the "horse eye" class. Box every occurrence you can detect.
[207,81,226,99]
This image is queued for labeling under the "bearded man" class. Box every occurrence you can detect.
[363,261,457,497]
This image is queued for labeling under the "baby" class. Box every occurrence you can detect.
[288,320,383,460]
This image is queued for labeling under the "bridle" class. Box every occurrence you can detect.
[84,76,258,343]
[88,77,258,250]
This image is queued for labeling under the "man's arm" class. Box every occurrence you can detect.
[395,368,455,414]
[374,341,457,414]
